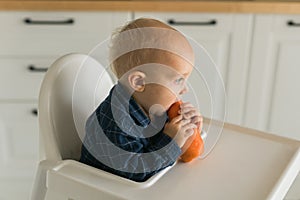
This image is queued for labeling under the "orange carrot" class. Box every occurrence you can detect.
[167,101,204,162]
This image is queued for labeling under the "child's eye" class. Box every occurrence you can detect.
[175,77,184,85]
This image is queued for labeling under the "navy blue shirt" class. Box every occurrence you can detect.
[80,83,181,182]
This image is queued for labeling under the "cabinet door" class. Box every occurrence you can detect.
[245,14,300,140]
[0,57,55,100]
[0,103,39,178]
[0,179,34,200]
[0,103,39,199]
[134,12,253,125]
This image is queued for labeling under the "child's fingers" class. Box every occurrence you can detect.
[179,106,195,114]
[171,114,183,123]
[180,102,201,119]
[179,119,191,126]
[180,102,193,108]
[191,115,202,125]
[179,102,194,113]
[184,128,194,138]
[183,110,198,119]
[182,123,197,131]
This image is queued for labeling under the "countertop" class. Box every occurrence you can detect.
[0,0,300,14]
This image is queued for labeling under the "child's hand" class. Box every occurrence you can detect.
[163,115,197,148]
[180,102,203,133]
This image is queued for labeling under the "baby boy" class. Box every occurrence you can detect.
[80,18,203,182]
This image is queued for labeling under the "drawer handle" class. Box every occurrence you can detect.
[24,18,74,25]
[28,65,48,72]
[167,19,217,26]
[287,20,300,27]
[31,109,38,116]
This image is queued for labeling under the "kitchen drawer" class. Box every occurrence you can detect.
[272,14,300,33]
[134,12,233,33]
[0,11,130,56]
[0,57,55,100]
[0,103,38,178]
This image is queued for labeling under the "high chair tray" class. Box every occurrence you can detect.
[46,120,300,200]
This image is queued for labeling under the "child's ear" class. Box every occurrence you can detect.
[128,71,146,92]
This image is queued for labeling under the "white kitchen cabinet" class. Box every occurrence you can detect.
[0,11,131,200]
[244,14,300,141]
[134,12,253,125]
[0,103,38,200]
[0,103,38,178]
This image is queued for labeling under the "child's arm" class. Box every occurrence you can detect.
[104,128,182,181]
[81,112,183,182]
[81,101,198,182]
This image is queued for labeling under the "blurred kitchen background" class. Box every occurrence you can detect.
[0,0,299,199]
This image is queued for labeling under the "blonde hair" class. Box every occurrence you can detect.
[109,18,177,79]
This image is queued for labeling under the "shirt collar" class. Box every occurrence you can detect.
[115,82,150,128]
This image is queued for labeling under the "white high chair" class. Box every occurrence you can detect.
[30,53,175,200]
[29,53,114,200]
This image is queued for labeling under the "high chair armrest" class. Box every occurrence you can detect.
[31,160,63,200]
[44,159,176,200]
[48,160,175,188]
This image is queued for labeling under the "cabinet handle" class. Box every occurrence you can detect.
[31,109,38,116]
[167,19,217,26]
[24,18,74,25]
[27,65,48,72]
[287,20,300,27]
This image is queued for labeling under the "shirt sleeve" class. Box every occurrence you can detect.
[147,131,180,152]
[104,127,182,179]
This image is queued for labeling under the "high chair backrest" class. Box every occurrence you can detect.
[38,54,114,161]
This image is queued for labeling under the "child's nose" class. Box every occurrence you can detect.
[179,84,188,95]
